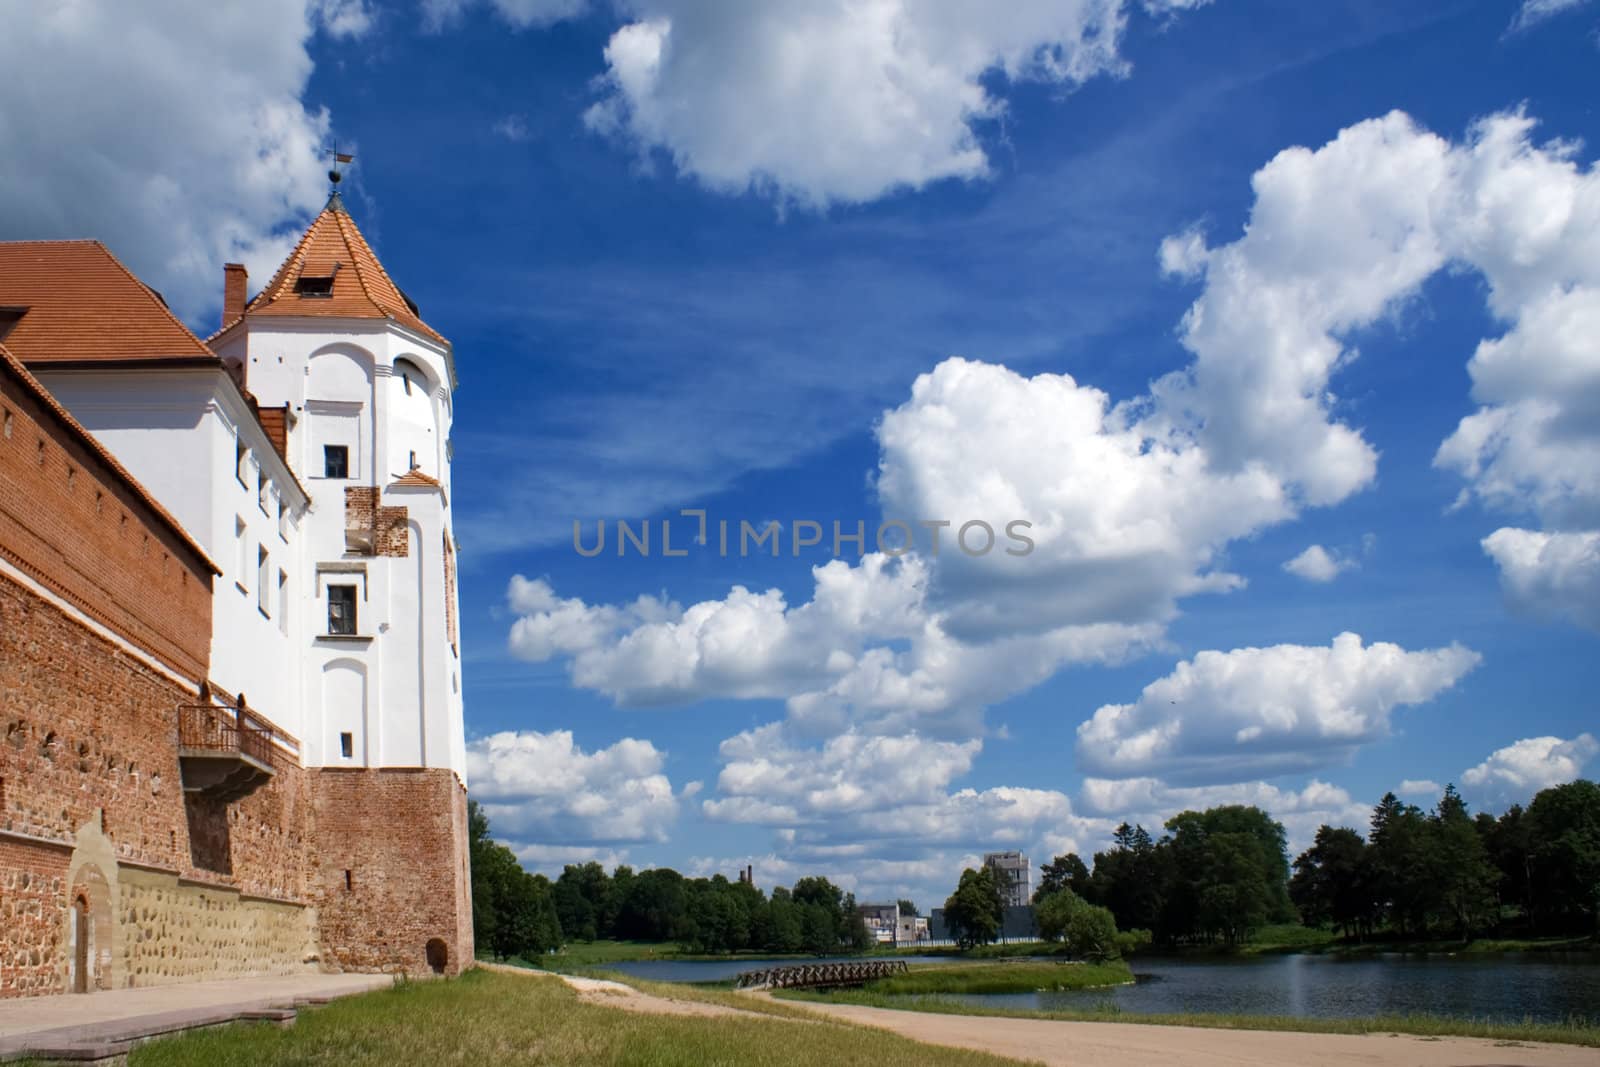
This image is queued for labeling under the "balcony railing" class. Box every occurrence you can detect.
[177,702,278,802]
[177,704,276,767]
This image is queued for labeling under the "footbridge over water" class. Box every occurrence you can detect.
[734,959,909,991]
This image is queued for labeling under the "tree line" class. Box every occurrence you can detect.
[1290,780,1599,940]
[469,801,872,961]
[1035,779,1598,948]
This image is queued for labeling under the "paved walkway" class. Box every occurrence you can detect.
[0,972,392,1061]
[791,998,1600,1067]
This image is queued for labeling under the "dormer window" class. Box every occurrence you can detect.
[294,262,339,297]
[0,307,27,342]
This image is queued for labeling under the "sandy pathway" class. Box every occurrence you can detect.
[789,998,1600,1067]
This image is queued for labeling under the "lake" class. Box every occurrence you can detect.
[600,952,1600,1023]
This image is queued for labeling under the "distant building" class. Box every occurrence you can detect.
[856,902,931,946]
[984,850,1030,907]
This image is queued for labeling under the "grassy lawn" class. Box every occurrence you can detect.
[123,969,1027,1067]
[497,939,826,969]
[777,989,1600,1048]
[862,961,1132,995]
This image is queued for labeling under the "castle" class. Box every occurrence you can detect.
[0,182,472,996]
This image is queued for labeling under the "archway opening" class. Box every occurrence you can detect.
[425,938,448,975]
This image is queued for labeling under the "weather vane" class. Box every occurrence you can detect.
[328,143,355,187]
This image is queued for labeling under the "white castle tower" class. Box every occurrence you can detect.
[210,181,466,779]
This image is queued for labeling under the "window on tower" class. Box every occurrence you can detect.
[324,444,349,479]
[327,584,357,635]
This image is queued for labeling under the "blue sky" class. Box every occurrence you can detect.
[5,0,1597,905]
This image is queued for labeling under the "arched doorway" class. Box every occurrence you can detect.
[71,896,89,994]
[425,938,448,975]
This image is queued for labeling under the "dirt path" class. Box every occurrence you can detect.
[478,964,748,1019]
[783,998,1600,1067]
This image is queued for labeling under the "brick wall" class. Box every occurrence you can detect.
[0,571,318,995]
[0,357,212,684]
[309,767,472,976]
[0,836,69,996]
[343,486,408,558]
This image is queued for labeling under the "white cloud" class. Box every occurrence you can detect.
[1078,776,1371,853]
[1283,544,1356,583]
[512,843,633,879]
[1481,528,1600,632]
[466,729,679,844]
[310,0,375,36]
[584,0,1210,207]
[1510,0,1594,31]
[422,0,587,31]
[1075,633,1481,784]
[0,1,354,322]
[1397,778,1442,797]
[1461,733,1599,811]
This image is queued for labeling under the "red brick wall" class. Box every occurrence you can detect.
[0,836,69,996]
[0,360,212,683]
[343,486,409,559]
[309,767,472,975]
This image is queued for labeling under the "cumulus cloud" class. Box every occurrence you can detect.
[1075,633,1481,785]
[466,729,679,844]
[1461,733,1599,810]
[0,1,357,321]
[1078,776,1371,852]
[1480,528,1600,632]
[1397,778,1442,797]
[1283,544,1356,583]
[583,0,1210,207]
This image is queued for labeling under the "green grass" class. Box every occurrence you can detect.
[862,961,1133,996]
[124,969,1028,1066]
[494,939,829,969]
[777,989,1600,1048]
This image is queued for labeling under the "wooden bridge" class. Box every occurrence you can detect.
[734,959,909,990]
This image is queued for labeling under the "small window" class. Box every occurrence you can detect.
[344,867,353,888]
[236,440,248,487]
[235,517,248,589]
[257,547,270,615]
[277,569,289,634]
[294,265,338,297]
[324,444,349,480]
[402,372,412,396]
[258,470,269,514]
[328,584,357,635]
[339,733,353,760]
[408,449,417,471]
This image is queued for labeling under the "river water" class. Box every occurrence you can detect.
[600,952,1600,1023]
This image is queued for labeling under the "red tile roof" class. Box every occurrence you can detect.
[389,468,442,489]
[0,340,217,574]
[0,241,219,365]
[238,197,448,347]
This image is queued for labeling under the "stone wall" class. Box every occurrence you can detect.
[116,867,315,985]
[309,767,472,976]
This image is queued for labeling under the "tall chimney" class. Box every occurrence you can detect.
[223,263,248,329]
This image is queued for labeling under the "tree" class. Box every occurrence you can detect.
[1291,825,1374,939]
[1526,779,1600,934]
[1035,888,1081,943]
[467,801,563,960]
[1430,785,1499,938]
[1369,792,1433,936]
[897,899,920,917]
[1035,853,1090,903]
[944,867,1003,949]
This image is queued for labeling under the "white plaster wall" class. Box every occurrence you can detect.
[31,367,309,742]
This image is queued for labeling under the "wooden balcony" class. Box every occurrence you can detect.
[177,703,276,803]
